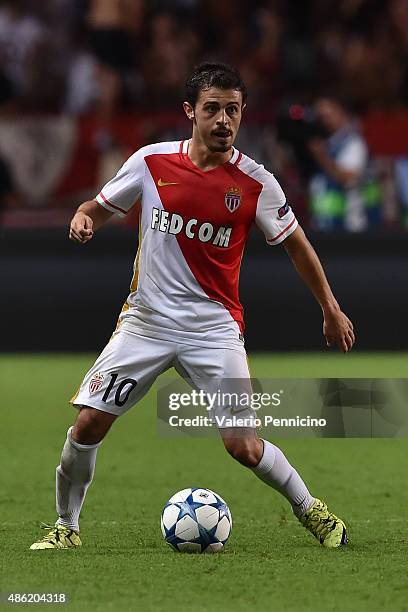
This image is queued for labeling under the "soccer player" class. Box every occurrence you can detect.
[30,63,354,551]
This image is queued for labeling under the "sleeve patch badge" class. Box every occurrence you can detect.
[278,202,290,218]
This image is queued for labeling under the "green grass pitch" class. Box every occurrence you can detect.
[1,353,407,612]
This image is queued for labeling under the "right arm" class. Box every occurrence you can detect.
[308,138,367,188]
[69,199,113,244]
[70,145,148,243]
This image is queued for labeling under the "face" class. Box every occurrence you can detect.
[183,87,245,153]
[315,99,347,134]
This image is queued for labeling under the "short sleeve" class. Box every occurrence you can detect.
[254,168,298,245]
[337,138,368,174]
[95,148,146,217]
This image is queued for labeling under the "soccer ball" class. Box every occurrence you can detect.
[160,487,232,553]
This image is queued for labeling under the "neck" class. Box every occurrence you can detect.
[187,135,233,171]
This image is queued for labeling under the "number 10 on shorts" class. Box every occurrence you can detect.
[102,373,137,407]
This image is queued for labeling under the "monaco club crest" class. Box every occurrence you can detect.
[225,186,242,213]
[89,372,104,395]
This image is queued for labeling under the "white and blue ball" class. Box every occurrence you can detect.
[161,487,232,553]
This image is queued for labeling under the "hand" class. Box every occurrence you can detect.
[323,309,355,353]
[69,212,94,244]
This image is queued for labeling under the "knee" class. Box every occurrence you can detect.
[223,437,263,468]
[72,407,117,444]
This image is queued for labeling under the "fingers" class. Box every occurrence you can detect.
[69,226,94,244]
[325,329,355,353]
[69,227,81,243]
[328,333,348,353]
[338,328,355,353]
[324,311,356,353]
[343,334,352,353]
[327,335,348,353]
[69,214,94,244]
[345,319,355,351]
[79,228,93,240]
[83,216,94,230]
[341,337,349,353]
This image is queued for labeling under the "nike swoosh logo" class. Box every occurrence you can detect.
[157,178,179,187]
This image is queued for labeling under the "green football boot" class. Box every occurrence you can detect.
[299,498,348,548]
[29,523,82,550]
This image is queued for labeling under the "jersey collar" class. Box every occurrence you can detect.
[180,139,241,167]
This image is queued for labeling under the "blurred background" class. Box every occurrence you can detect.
[0,0,407,352]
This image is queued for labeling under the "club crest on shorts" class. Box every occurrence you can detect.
[225,186,242,213]
[89,372,104,395]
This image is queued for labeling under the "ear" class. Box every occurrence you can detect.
[183,101,195,121]
[241,103,247,115]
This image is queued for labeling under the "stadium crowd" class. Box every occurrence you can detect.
[1,0,407,113]
[0,0,407,230]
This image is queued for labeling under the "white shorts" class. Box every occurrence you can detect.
[71,327,255,427]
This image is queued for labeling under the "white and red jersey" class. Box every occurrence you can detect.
[96,140,298,347]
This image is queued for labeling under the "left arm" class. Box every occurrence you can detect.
[283,225,355,352]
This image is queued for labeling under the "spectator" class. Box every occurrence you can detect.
[87,0,144,117]
[308,96,373,232]
[0,0,49,104]
[389,0,408,105]
[0,0,406,231]
[239,7,284,109]
[141,11,200,108]
[340,34,403,111]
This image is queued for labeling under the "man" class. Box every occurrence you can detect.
[308,96,372,232]
[0,0,49,101]
[30,63,354,551]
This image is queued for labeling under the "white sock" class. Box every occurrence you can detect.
[55,426,101,532]
[252,439,314,517]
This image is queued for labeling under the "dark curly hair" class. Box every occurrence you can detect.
[185,62,247,107]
